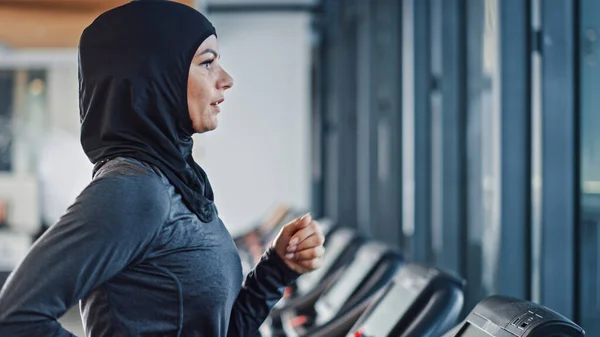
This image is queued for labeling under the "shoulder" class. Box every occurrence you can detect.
[43,157,172,262]
[68,157,171,233]
[92,157,169,196]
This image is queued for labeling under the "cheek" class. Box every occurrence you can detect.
[188,72,210,105]
[187,71,211,113]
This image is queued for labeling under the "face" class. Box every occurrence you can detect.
[187,35,234,133]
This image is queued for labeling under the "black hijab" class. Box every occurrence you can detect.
[79,0,218,222]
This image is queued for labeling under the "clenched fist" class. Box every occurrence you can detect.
[271,213,325,274]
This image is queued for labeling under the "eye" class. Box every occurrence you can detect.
[200,59,214,70]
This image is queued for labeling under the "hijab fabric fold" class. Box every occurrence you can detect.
[79,0,218,222]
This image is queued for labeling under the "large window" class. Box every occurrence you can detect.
[319,0,586,328]
[578,0,600,333]
[464,0,502,311]
[0,69,47,174]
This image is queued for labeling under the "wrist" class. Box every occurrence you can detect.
[262,247,301,285]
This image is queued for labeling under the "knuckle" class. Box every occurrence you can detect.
[312,259,323,269]
[300,249,319,260]
[309,235,322,248]
[318,246,325,256]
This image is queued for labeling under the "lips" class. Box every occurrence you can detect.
[210,98,224,106]
[210,98,224,113]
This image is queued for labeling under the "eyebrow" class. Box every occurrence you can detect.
[199,48,220,59]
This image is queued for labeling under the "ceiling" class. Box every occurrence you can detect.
[0,0,315,49]
[0,0,194,48]
[0,0,129,12]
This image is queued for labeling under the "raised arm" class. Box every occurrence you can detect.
[227,214,325,336]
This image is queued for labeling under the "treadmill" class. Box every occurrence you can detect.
[442,296,584,337]
[261,227,364,336]
[348,264,465,337]
[279,242,403,337]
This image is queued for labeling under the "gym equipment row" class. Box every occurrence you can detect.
[235,207,585,337]
[439,296,584,337]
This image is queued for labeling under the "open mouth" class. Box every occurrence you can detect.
[211,98,225,106]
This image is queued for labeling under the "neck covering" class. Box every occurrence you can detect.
[79,0,218,222]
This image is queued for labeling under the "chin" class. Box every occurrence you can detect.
[196,121,218,134]
[209,116,219,130]
[208,119,218,131]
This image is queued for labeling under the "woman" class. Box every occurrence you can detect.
[0,1,325,336]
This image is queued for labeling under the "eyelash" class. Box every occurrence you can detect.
[200,59,214,69]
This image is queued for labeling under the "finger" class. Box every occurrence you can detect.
[298,257,323,270]
[289,220,321,247]
[292,245,325,261]
[289,231,325,252]
[281,213,312,239]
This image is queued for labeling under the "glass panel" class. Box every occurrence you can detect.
[479,0,501,297]
[402,0,416,252]
[0,69,47,174]
[530,0,543,305]
[402,0,433,263]
[465,0,500,311]
[430,0,443,264]
[533,0,575,317]
[579,0,600,333]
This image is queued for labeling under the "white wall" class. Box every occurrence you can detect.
[0,174,39,234]
[47,62,80,136]
[4,11,313,235]
[196,12,312,234]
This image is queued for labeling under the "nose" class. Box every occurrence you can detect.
[218,69,234,91]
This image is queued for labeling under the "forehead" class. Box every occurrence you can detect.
[196,35,218,52]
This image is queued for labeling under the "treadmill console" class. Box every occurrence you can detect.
[443,296,584,337]
[314,243,388,324]
[348,264,464,337]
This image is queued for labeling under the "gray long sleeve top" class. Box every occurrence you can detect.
[0,157,299,336]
